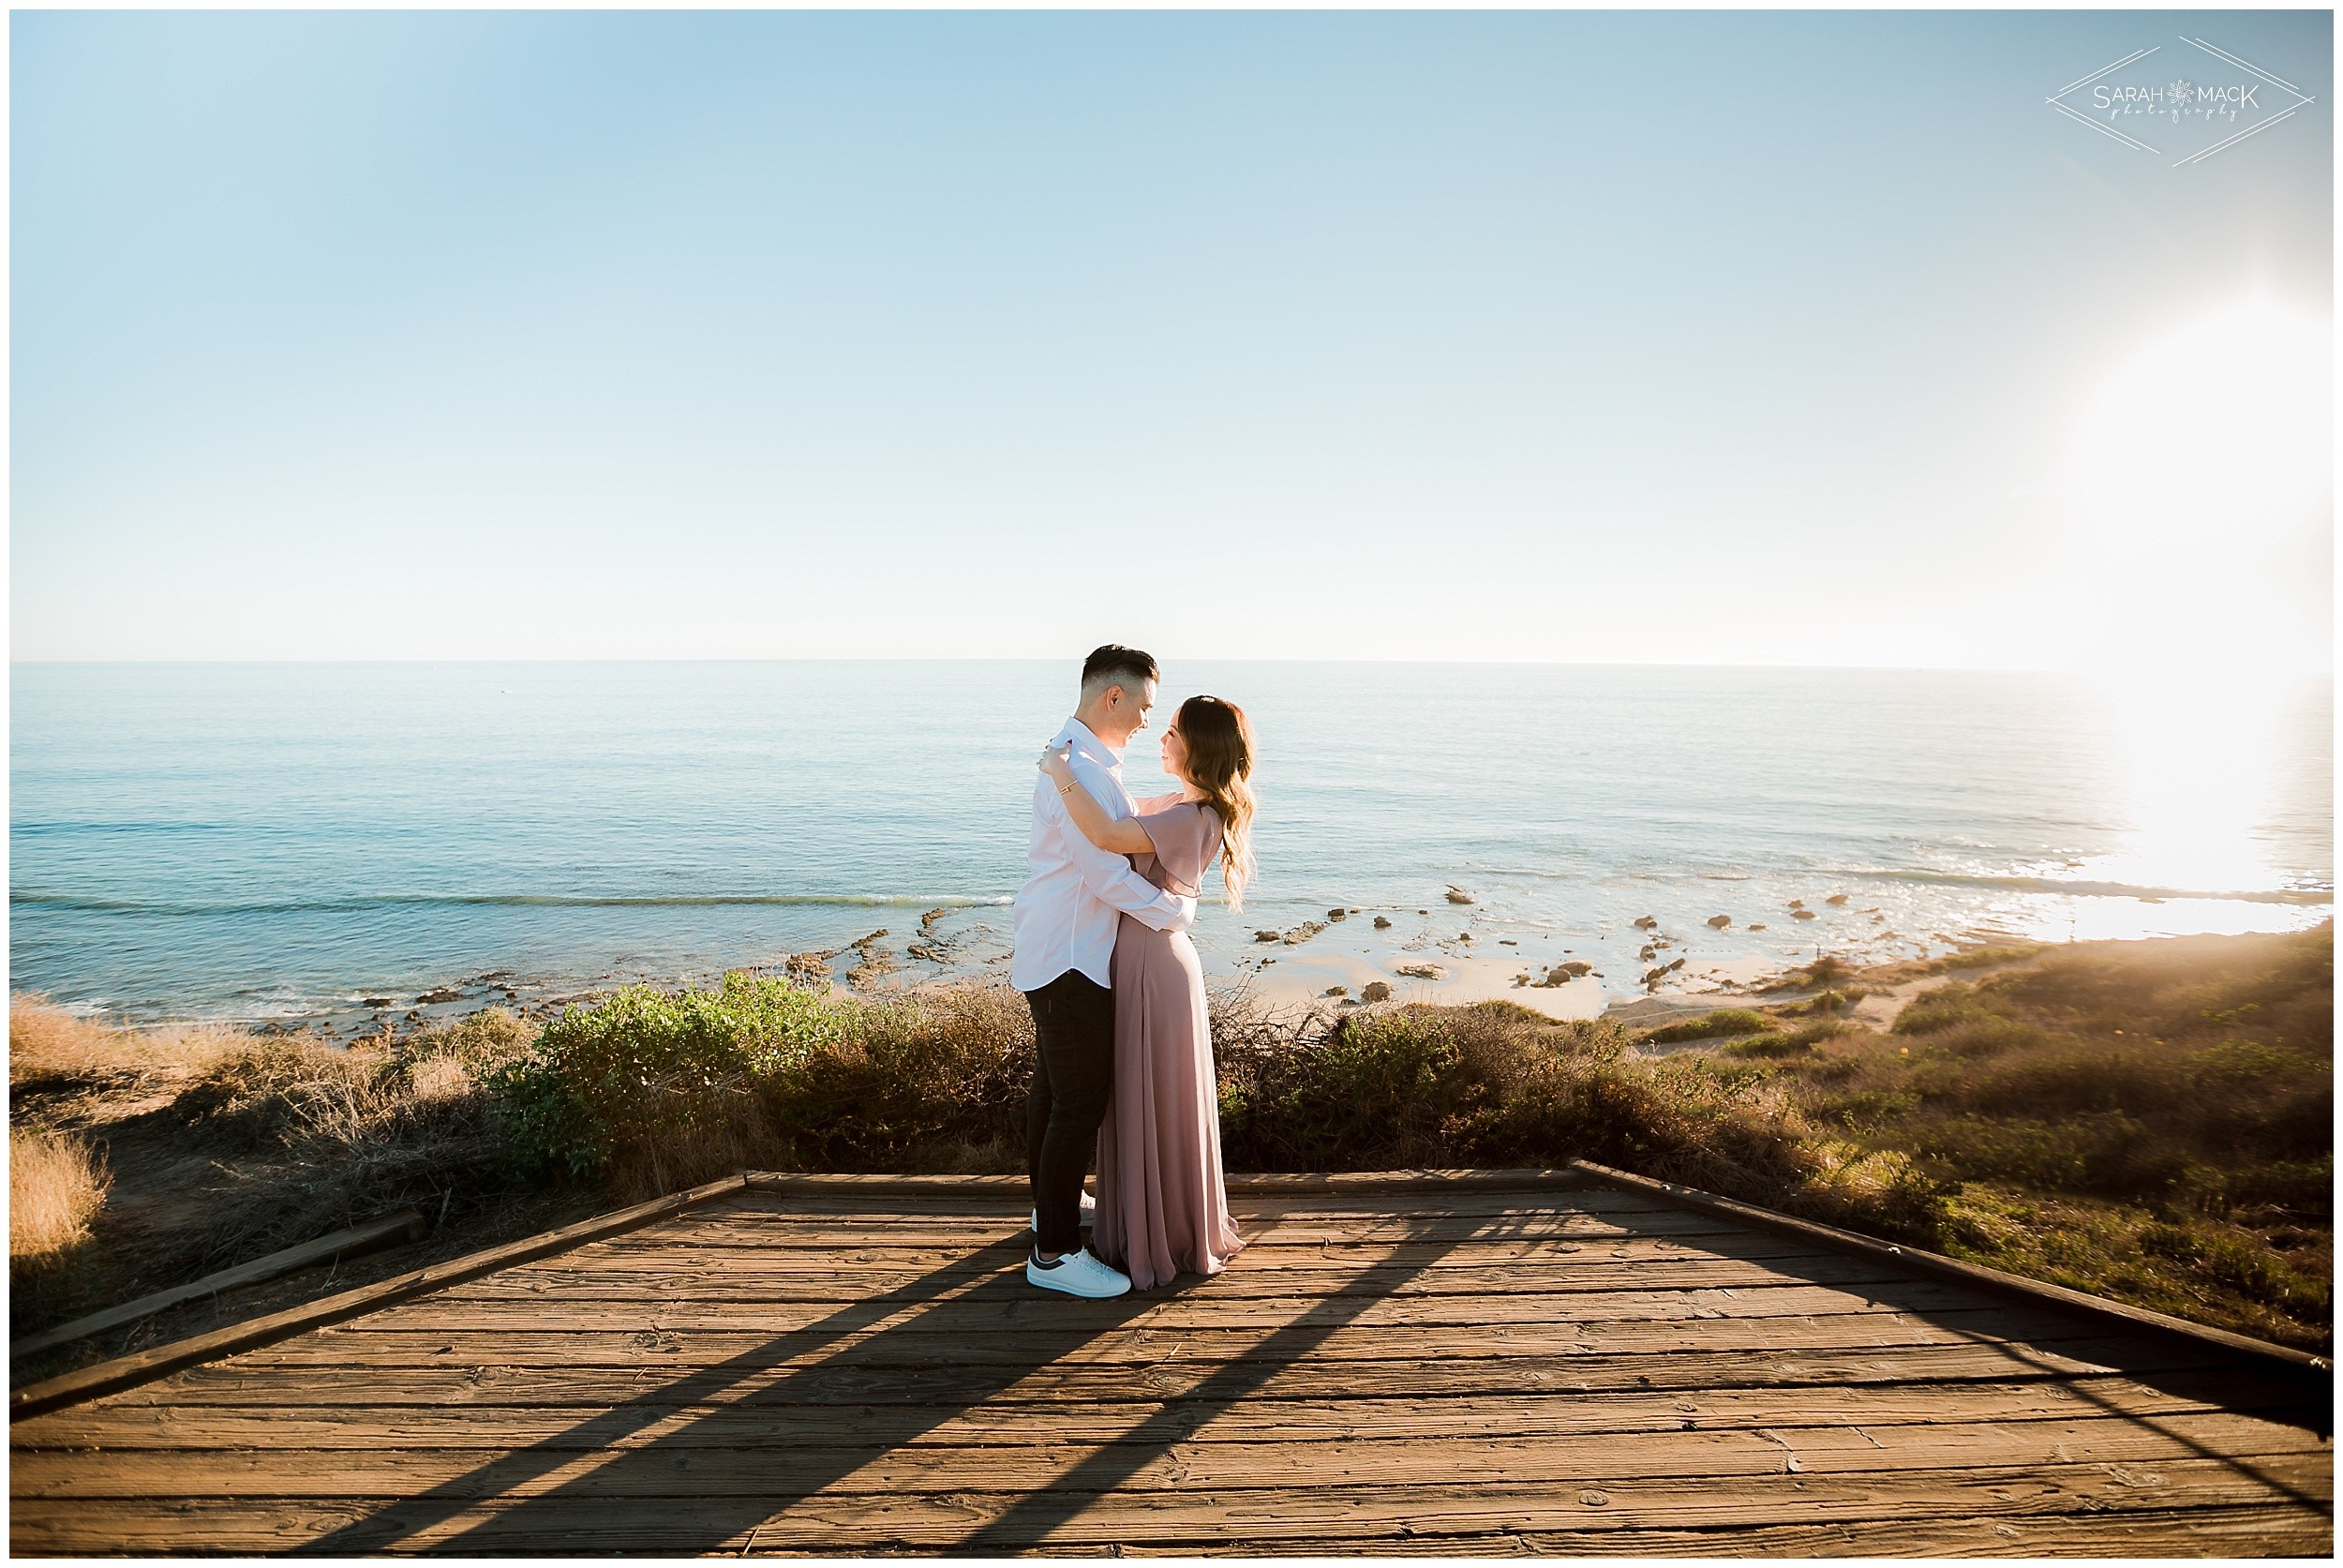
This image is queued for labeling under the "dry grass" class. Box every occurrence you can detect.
[9,1127,112,1263]
[8,999,539,1346]
[9,993,246,1088]
[164,1011,532,1267]
[1891,942,2052,978]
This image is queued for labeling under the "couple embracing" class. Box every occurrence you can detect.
[1010,645,1256,1299]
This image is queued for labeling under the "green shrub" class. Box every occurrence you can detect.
[1907,1110,2193,1199]
[2140,1215,2331,1322]
[1723,1033,1797,1058]
[1906,944,2049,976]
[1219,1006,1481,1171]
[2182,1155,2333,1221]
[766,986,1032,1175]
[486,975,851,1185]
[1212,1002,1905,1236]
[1638,1008,1773,1045]
[1792,990,1852,1016]
[1893,982,1988,1036]
[485,978,1037,1195]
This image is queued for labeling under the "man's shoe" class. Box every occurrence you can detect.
[1030,1190,1098,1232]
[1026,1247,1131,1299]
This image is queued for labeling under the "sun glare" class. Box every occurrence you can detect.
[2080,671,2306,898]
[2055,298,2332,904]
[2060,297,2333,680]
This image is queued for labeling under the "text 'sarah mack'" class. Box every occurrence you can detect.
[2091,80,2261,115]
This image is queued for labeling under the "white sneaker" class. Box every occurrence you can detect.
[1026,1246,1131,1299]
[1030,1190,1098,1232]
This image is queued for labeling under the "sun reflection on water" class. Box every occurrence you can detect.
[2079,673,2312,899]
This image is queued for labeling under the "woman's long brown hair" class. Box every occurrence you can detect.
[1175,694,1257,912]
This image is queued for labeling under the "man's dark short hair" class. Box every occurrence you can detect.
[1081,644,1159,696]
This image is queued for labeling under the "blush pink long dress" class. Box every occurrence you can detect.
[1093,799,1246,1291]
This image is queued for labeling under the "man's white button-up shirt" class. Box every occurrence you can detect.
[1010,717,1195,993]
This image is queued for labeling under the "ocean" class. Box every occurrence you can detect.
[8,661,2332,1032]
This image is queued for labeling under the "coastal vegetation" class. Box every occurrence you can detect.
[8,1004,531,1342]
[486,975,1033,1187]
[9,922,2331,1370]
[9,1128,111,1265]
[1634,1007,1773,1044]
[1850,927,2331,1343]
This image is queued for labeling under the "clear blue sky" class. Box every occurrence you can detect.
[10,8,2333,668]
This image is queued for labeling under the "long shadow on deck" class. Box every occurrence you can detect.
[304,1223,1079,1553]
[304,1197,1479,1554]
[955,1210,2331,1551]
[300,1194,2330,1555]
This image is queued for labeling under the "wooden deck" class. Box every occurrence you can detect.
[11,1167,2332,1556]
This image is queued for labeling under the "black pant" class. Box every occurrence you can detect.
[1023,969,1114,1257]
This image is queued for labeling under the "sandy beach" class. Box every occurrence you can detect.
[1203,901,1809,1025]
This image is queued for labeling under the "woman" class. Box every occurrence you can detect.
[1037,694,1255,1290]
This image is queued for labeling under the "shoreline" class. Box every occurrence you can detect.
[32,883,2334,1042]
[17,660,2330,1038]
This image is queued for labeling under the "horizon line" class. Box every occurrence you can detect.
[8,655,2078,676]
[9,655,2338,681]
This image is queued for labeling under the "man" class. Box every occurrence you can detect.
[1011,644,1196,1299]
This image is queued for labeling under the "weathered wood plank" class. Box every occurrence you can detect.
[221,1297,2215,1371]
[670,1187,1731,1223]
[505,1231,1840,1276]
[606,1208,1754,1250]
[340,1278,2015,1337]
[736,1181,1613,1205]
[10,1455,2330,1554]
[20,1500,2330,1560]
[105,1331,2231,1415]
[444,1249,1920,1299]
[15,1413,2330,1501]
[19,1376,2323,1454]
[92,1335,2235,1410]
[720,1185,1680,1222]
[1106,1508,2336,1559]
[743,1168,1597,1202]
